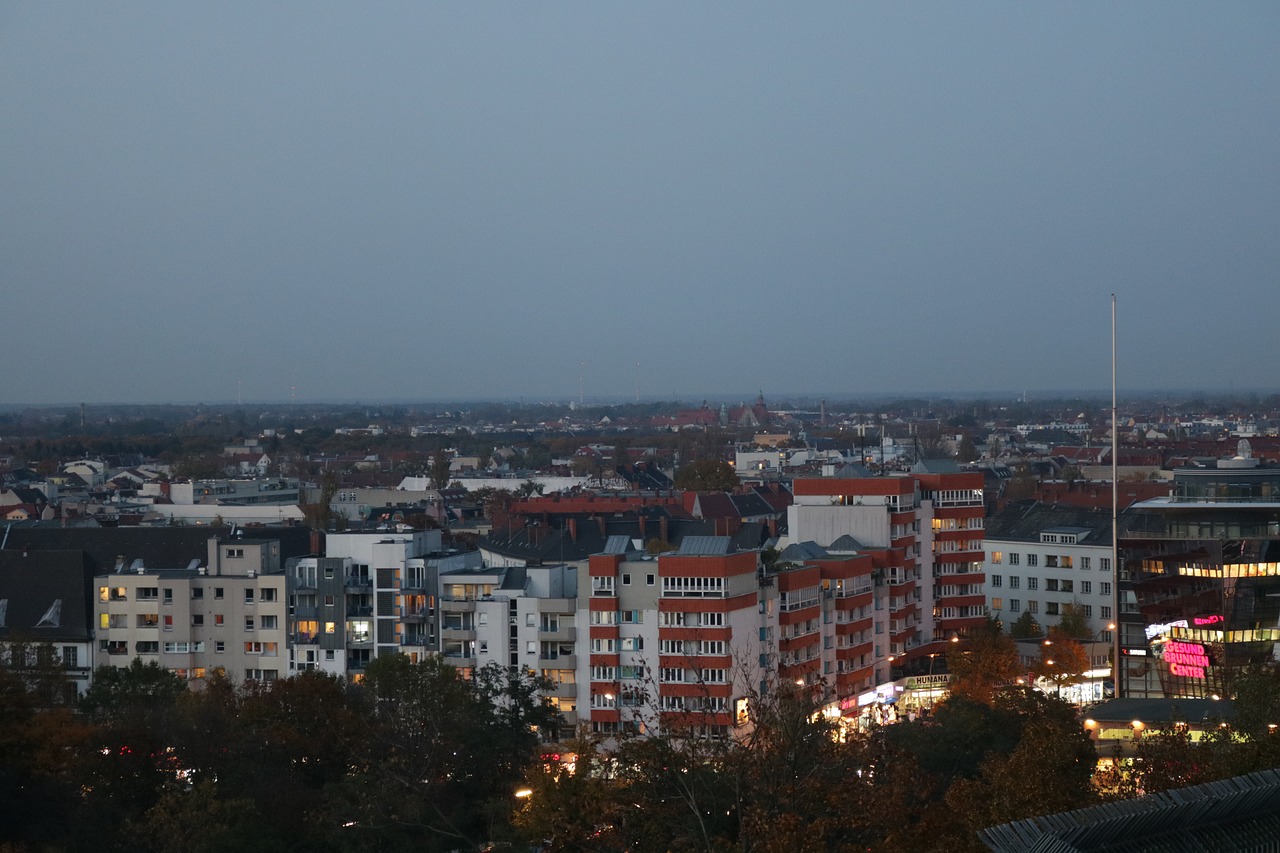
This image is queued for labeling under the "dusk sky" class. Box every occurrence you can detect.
[3,4,1277,405]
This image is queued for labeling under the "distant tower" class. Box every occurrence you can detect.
[820,399,827,428]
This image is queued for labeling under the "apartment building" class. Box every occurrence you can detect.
[787,468,987,675]
[93,537,288,684]
[436,563,579,738]
[287,529,482,679]
[982,503,1115,651]
[579,537,762,739]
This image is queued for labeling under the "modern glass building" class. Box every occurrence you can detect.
[1118,448,1280,699]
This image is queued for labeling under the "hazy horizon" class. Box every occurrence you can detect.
[4,4,1278,405]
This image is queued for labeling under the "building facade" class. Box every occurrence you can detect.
[1119,453,1280,699]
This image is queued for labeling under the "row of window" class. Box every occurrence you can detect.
[100,586,278,603]
[989,553,1112,571]
[990,577,1112,596]
[99,613,282,631]
[993,598,1114,620]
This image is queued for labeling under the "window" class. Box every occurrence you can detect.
[622,573,631,586]
[1082,605,1093,617]
[192,614,204,626]
[991,597,1003,611]
[1009,576,1020,589]
[163,615,173,631]
[1061,556,1073,569]
[324,595,335,607]
[1060,580,1073,593]
[990,551,1003,564]
[1045,556,1058,569]
[324,621,336,634]
[62,647,78,668]
[1047,579,1058,592]
[1100,558,1112,572]
[214,614,224,626]
[1045,602,1059,616]
[700,668,727,683]
[698,640,726,656]
[1027,578,1038,591]
[260,588,277,602]
[591,638,616,653]
[647,574,655,586]
[1101,606,1112,619]
[1081,581,1092,594]
[1009,553,1020,566]
[1026,554,1038,567]
[261,615,277,630]
[244,590,255,604]
[163,588,173,604]
[245,617,255,631]
[137,587,158,601]
[1100,582,1112,595]
[991,575,1002,588]
[527,641,536,655]
[215,641,225,653]
[214,587,224,600]
[591,610,617,625]
[1082,557,1092,570]
[1028,600,1039,614]
[192,587,204,600]
[620,609,641,624]
[1009,599,1021,613]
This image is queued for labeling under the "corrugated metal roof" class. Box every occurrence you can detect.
[980,769,1280,852]
[602,535,632,555]
[677,536,731,556]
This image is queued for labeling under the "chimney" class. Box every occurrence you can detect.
[659,515,668,544]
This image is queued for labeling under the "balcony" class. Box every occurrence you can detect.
[401,634,429,647]
[343,576,373,590]
[345,604,374,618]
[293,632,319,645]
[538,625,577,643]
[539,654,577,670]
[401,606,429,623]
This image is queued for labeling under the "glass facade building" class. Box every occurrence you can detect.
[1118,457,1280,699]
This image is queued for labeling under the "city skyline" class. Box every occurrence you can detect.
[4,4,1278,405]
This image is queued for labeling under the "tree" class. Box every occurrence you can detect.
[341,656,559,852]
[946,620,1021,706]
[1056,602,1092,641]
[1034,627,1090,700]
[956,433,979,463]
[674,458,739,492]
[428,451,452,490]
[1009,610,1042,639]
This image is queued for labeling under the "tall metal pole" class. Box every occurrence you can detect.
[1112,294,1122,698]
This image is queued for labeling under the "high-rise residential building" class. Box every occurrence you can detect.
[93,537,288,685]
[1119,449,1280,699]
[580,537,762,740]
[287,529,480,679]
[787,467,987,676]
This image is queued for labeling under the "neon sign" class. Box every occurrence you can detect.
[1164,640,1209,679]
[1193,615,1224,626]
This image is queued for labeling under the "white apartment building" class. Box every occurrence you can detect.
[983,503,1115,656]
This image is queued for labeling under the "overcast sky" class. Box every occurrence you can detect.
[3,3,1277,405]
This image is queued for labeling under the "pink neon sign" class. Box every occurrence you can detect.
[1165,640,1209,679]
[1193,615,1224,626]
